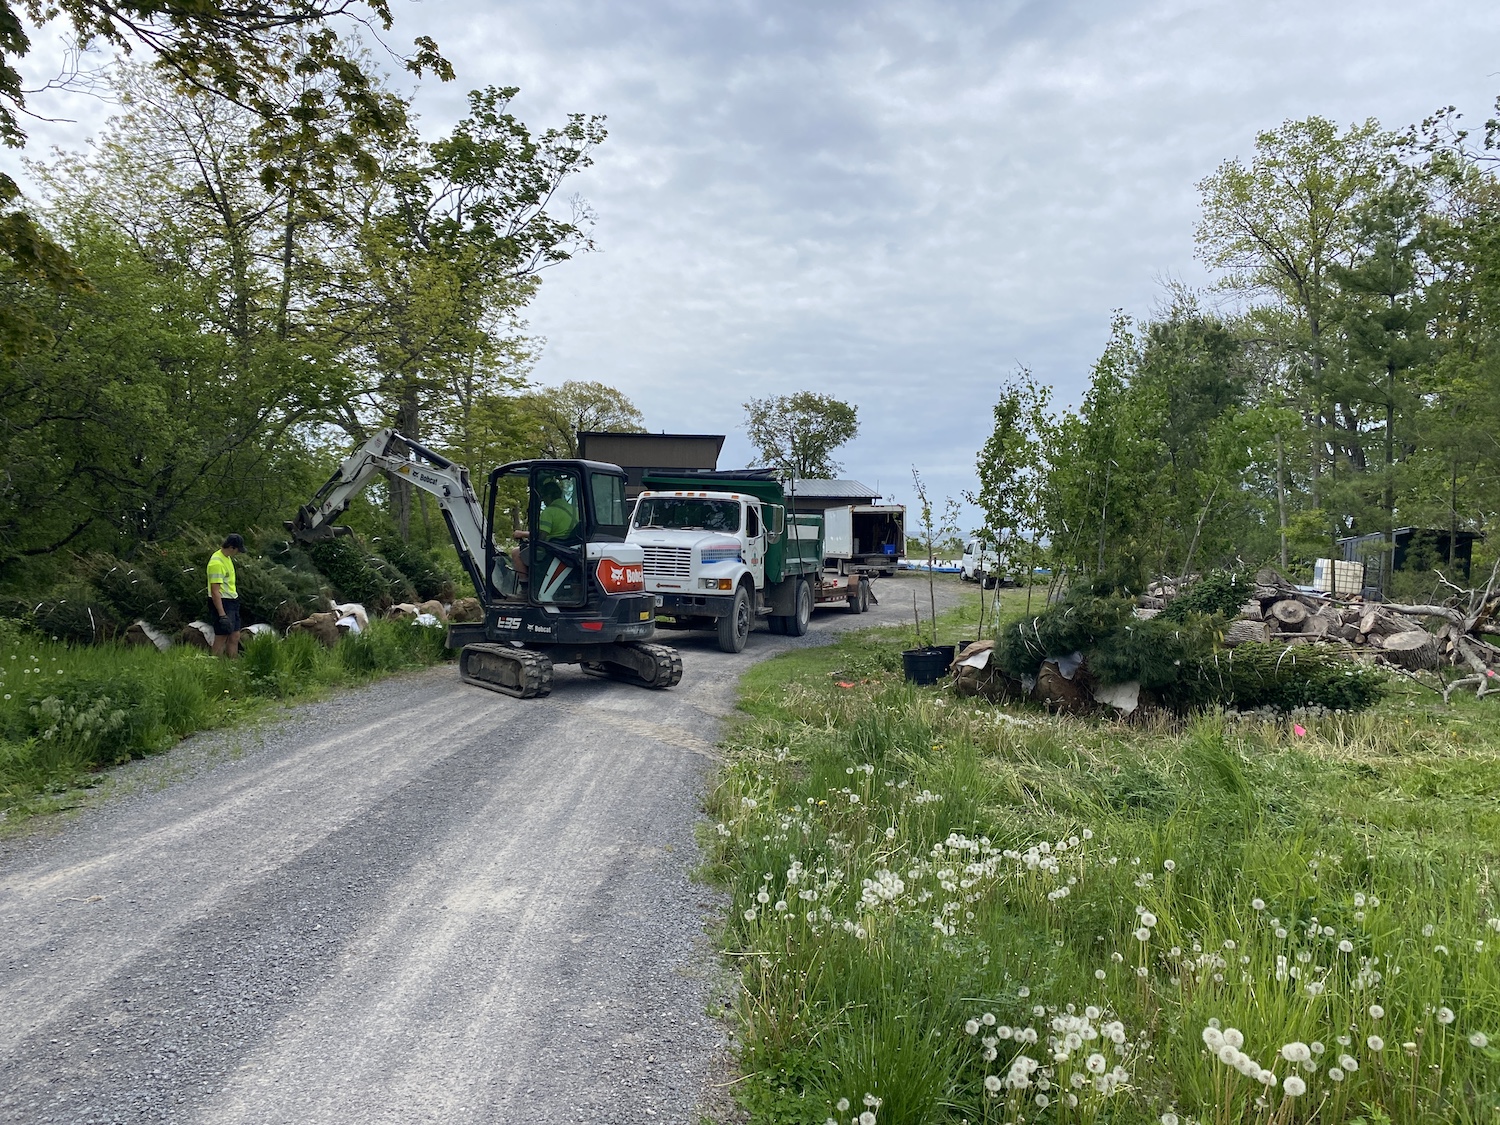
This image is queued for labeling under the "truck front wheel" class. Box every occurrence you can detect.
[787,579,812,637]
[717,584,753,653]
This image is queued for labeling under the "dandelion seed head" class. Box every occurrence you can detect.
[1369,1004,1384,1019]
[1469,1032,1488,1048]
[1283,1076,1306,1097]
[1367,1035,1384,1052]
[1437,1007,1455,1025]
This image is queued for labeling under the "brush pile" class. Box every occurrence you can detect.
[1213,566,1499,702]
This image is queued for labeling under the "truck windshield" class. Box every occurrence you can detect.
[634,497,741,532]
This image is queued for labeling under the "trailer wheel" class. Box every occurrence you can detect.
[787,579,812,637]
[846,578,866,614]
[717,583,753,652]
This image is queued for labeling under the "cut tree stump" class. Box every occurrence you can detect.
[1224,620,1270,647]
[1382,630,1441,671]
[1269,600,1310,628]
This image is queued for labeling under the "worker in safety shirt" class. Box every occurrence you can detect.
[512,477,579,586]
[207,534,245,658]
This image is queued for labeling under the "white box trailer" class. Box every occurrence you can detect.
[821,504,905,575]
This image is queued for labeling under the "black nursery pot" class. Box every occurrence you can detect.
[902,645,955,685]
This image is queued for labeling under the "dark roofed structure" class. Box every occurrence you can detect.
[576,431,725,497]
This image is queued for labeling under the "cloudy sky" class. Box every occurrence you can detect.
[8,0,1500,520]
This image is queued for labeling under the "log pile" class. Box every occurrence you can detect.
[1184,565,1500,701]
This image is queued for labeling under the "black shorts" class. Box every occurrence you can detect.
[210,598,242,636]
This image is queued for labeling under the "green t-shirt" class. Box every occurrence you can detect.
[207,549,238,599]
[537,500,578,540]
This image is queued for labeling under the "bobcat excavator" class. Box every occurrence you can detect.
[287,429,682,699]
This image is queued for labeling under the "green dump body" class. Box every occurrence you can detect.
[640,472,824,585]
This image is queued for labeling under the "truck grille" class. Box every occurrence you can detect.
[642,546,692,579]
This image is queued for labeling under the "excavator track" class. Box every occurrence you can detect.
[459,643,554,699]
[581,642,683,690]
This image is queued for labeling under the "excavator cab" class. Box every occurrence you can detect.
[484,462,630,607]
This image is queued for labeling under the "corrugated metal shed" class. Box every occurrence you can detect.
[784,479,880,501]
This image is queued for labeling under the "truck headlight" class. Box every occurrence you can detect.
[701,578,733,590]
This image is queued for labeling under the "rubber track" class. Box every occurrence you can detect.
[459,643,554,699]
[581,643,683,690]
[634,643,684,690]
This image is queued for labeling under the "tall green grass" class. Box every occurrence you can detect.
[0,618,453,816]
[709,611,1500,1124]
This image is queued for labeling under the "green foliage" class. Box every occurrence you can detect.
[373,536,451,600]
[83,553,179,628]
[235,555,319,629]
[1179,642,1388,712]
[1159,568,1251,622]
[743,391,859,479]
[710,623,1497,1125]
[995,583,1384,712]
[27,584,115,644]
[0,617,454,812]
[304,537,390,608]
[994,592,1135,679]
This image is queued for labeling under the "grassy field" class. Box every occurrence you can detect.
[706,587,1500,1124]
[0,617,454,822]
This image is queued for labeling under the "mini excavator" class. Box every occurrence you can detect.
[288,429,682,699]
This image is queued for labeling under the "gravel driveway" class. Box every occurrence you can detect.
[0,574,971,1125]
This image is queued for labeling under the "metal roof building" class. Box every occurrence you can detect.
[783,479,882,511]
[576,431,725,497]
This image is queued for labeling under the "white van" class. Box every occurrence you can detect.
[960,539,998,588]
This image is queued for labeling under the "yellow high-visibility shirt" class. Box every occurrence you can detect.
[207,549,238,599]
[538,500,578,540]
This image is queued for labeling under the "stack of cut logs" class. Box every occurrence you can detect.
[1153,567,1500,699]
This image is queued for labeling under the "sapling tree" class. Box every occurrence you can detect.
[968,369,1052,634]
[910,467,959,649]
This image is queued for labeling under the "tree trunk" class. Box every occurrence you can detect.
[1270,600,1310,628]
[1276,432,1288,569]
[1382,630,1440,671]
[389,383,423,541]
[1224,620,1270,647]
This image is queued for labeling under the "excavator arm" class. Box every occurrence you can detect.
[287,428,493,602]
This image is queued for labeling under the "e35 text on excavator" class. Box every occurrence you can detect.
[287,429,682,699]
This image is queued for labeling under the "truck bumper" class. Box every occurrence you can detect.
[654,592,732,619]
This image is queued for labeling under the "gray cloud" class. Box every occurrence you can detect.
[8,0,1500,519]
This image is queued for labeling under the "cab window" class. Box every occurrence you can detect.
[746,505,761,538]
[590,472,628,539]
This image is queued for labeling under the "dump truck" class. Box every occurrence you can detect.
[629,470,871,653]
